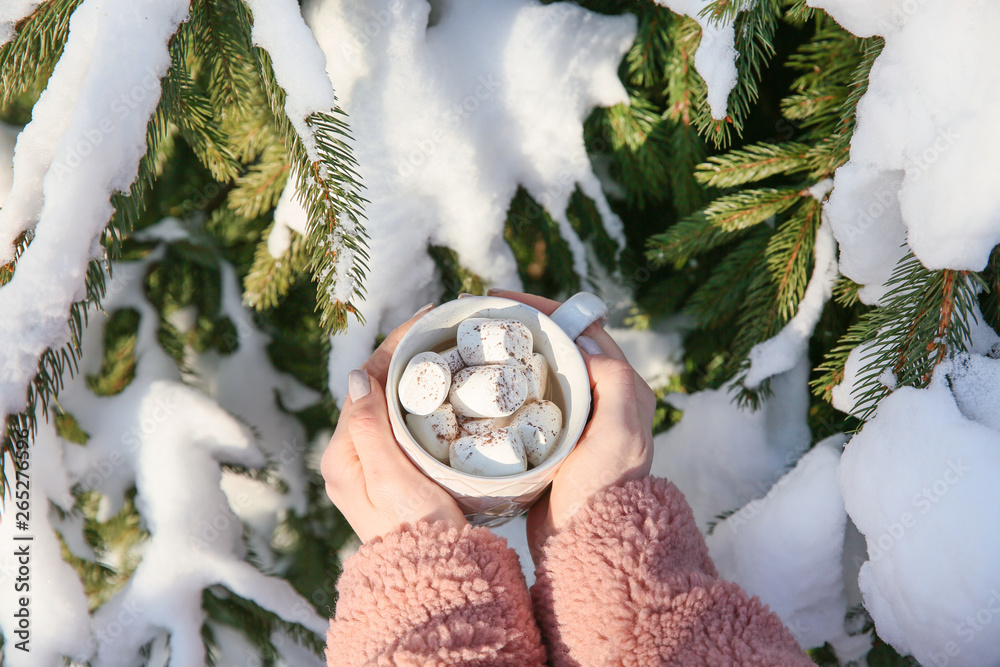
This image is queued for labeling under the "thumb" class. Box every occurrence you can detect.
[585,356,641,426]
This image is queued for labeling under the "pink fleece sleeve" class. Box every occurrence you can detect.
[326,520,546,666]
[531,477,813,666]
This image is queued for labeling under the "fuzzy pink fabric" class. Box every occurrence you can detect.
[327,478,813,666]
[531,477,813,666]
[326,519,546,666]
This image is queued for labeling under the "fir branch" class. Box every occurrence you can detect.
[163,25,241,183]
[703,186,803,232]
[764,197,820,320]
[596,97,673,209]
[227,143,289,219]
[663,14,710,133]
[686,226,770,329]
[696,0,783,146]
[833,274,862,308]
[812,253,983,419]
[624,6,676,90]
[0,0,82,110]
[189,0,256,112]
[243,226,311,311]
[428,245,487,302]
[202,587,324,661]
[830,35,882,156]
[244,17,370,333]
[3,258,106,497]
[646,210,746,268]
[666,118,710,216]
[86,308,141,396]
[504,187,580,296]
[695,141,812,188]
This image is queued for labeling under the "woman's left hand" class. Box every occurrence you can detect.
[320,306,467,543]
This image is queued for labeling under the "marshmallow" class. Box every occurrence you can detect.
[449,364,528,418]
[457,318,532,367]
[509,399,563,467]
[523,353,549,401]
[406,404,459,463]
[398,351,451,415]
[458,415,511,437]
[449,427,527,476]
[441,346,466,374]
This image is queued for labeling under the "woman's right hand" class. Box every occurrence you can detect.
[487,290,656,563]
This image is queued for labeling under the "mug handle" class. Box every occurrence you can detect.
[548,291,608,341]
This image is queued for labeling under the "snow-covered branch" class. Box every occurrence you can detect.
[0,0,188,420]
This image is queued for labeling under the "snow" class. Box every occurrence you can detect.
[744,216,837,388]
[267,181,310,257]
[0,423,92,666]
[0,124,16,198]
[243,0,339,162]
[838,370,1000,666]
[651,356,811,531]
[947,353,1000,436]
[67,224,326,665]
[0,0,190,427]
[0,0,43,47]
[707,436,850,650]
[652,0,738,120]
[810,0,1000,303]
[607,325,683,389]
[0,221,327,664]
[301,0,636,402]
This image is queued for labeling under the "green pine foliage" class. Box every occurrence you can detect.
[3,1,995,665]
[1,0,368,491]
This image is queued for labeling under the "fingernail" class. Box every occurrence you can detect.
[576,335,602,356]
[348,369,370,401]
[458,292,474,299]
[411,302,434,318]
[486,288,506,296]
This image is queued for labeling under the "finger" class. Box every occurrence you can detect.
[343,370,419,487]
[320,418,370,517]
[362,303,435,387]
[583,356,646,435]
[488,288,627,362]
[488,289,561,315]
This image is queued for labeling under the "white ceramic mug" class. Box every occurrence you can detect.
[386,292,607,526]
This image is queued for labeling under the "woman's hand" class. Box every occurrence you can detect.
[489,290,656,563]
[320,305,468,543]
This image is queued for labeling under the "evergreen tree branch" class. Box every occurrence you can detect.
[646,210,746,268]
[0,0,82,111]
[227,143,289,220]
[241,3,369,332]
[189,0,256,112]
[812,253,983,419]
[243,226,311,311]
[703,186,803,231]
[695,141,813,188]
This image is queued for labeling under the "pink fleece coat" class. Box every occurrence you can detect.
[327,477,813,666]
